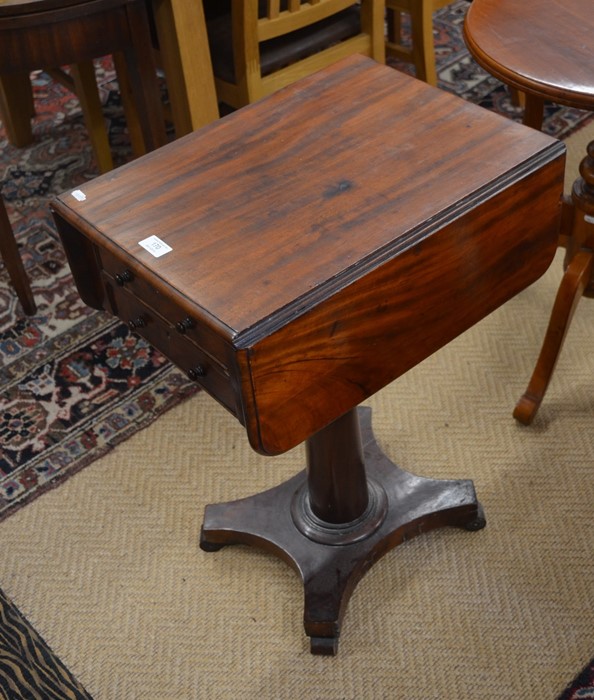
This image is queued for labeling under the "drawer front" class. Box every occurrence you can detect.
[105,280,241,418]
[98,247,235,368]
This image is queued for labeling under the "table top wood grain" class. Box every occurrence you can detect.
[53,56,563,337]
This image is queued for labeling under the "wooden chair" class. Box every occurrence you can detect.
[385,0,457,86]
[0,0,168,314]
[0,0,167,174]
[0,195,36,316]
[205,0,385,109]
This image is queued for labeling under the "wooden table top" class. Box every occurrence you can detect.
[464,0,594,111]
[52,56,562,339]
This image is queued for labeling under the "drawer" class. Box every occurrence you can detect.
[98,246,236,369]
[105,280,242,419]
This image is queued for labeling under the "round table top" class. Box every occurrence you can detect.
[464,0,594,111]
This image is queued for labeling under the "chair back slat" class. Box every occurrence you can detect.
[267,0,280,18]
[264,0,323,15]
[259,0,356,41]
[263,0,342,20]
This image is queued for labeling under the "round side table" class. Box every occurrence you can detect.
[464,0,594,424]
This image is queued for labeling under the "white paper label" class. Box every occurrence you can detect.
[71,189,86,201]
[139,235,172,258]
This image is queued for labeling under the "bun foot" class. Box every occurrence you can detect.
[310,636,339,656]
[199,529,226,552]
[463,503,487,531]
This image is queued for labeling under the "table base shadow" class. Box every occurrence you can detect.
[200,406,486,655]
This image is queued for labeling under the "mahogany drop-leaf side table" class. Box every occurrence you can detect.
[51,56,565,655]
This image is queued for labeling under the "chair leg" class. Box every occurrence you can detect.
[70,61,114,173]
[120,0,167,152]
[513,250,593,425]
[0,72,35,147]
[112,52,146,159]
[409,2,438,86]
[151,0,218,136]
[0,196,36,316]
[151,0,193,138]
[386,7,402,45]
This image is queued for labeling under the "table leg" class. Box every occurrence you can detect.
[0,73,35,148]
[200,406,485,655]
[0,196,36,316]
[523,93,545,130]
[514,140,594,424]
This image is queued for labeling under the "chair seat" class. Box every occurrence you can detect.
[207,7,361,84]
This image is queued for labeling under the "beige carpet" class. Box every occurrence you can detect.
[1,121,593,699]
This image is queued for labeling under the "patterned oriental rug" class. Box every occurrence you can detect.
[558,660,594,700]
[0,65,198,524]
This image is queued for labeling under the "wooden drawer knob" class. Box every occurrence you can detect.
[188,365,206,380]
[128,316,147,330]
[115,269,133,286]
[175,317,195,334]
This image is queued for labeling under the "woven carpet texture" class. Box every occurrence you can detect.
[0,117,593,698]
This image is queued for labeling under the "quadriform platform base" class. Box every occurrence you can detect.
[51,56,565,653]
[200,406,484,654]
